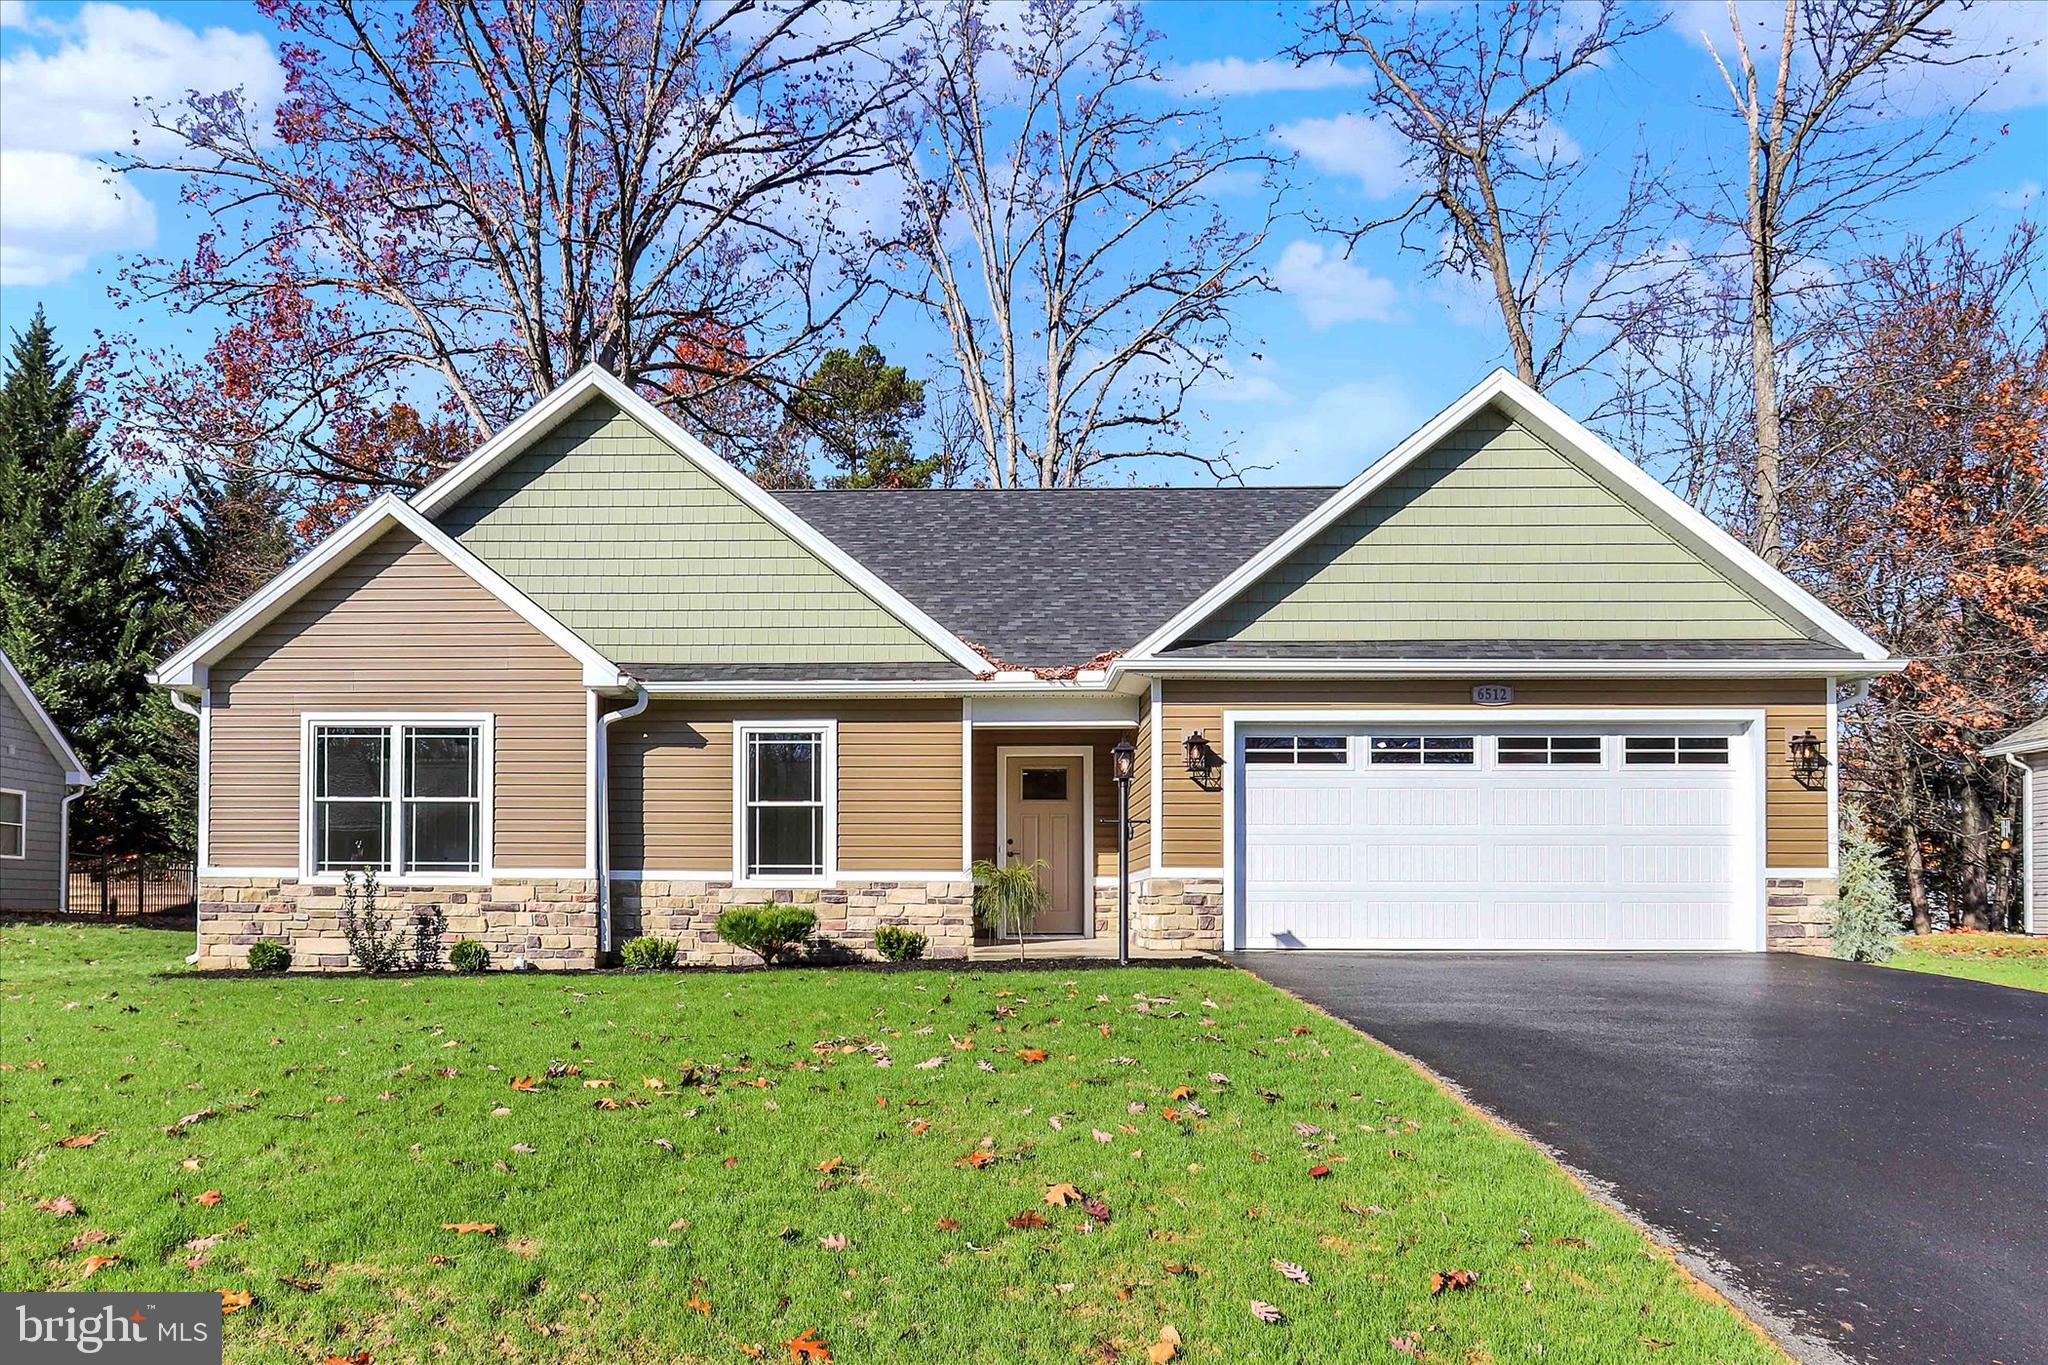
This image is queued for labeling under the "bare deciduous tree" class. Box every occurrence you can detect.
[888,0,1283,487]
[1287,0,1676,398]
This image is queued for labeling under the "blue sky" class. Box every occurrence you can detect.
[2,0,2043,489]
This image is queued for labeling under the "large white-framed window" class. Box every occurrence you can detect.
[0,788,24,859]
[732,720,836,885]
[300,714,493,882]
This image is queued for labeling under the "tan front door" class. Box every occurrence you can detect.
[1002,753,1087,935]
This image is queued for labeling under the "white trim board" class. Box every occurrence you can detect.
[153,497,623,690]
[409,366,992,675]
[1121,368,1893,667]
[0,647,90,782]
[731,718,839,889]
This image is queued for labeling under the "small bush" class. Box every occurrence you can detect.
[619,935,680,970]
[716,903,816,965]
[338,871,407,973]
[873,925,927,962]
[409,905,448,972]
[1829,808,1906,963]
[246,939,292,973]
[449,940,491,974]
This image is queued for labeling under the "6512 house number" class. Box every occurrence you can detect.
[1472,684,1515,706]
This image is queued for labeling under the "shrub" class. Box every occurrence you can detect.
[1829,808,1906,963]
[716,903,816,965]
[338,871,407,973]
[449,939,491,974]
[246,939,292,973]
[874,925,928,963]
[972,858,1049,960]
[620,935,680,970]
[409,905,448,972]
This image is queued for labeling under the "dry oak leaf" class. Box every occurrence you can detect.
[1168,1085,1194,1101]
[1146,1323,1183,1364]
[58,1130,107,1148]
[35,1195,81,1216]
[818,1233,849,1251]
[1247,1300,1284,1324]
[279,1275,322,1291]
[907,1120,930,1135]
[323,1354,372,1365]
[1390,1331,1427,1357]
[510,1076,540,1092]
[441,1223,500,1236]
[1271,1259,1311,1285]
[1016,1048,1048,1063]
[76,1254,121,1279]
[64,1228,112,1253]
[962,1149,995,1169]
[216,1288,253,1314]
[1307,1164,1332,1179]
[194,1189,223,1207]
[593,1098,620,1111]
[1289,1025,1312,1036]
[816,1157,844,1174]
[1429,1269,1478,1296]
[1006,1209,1049,1230]
[685,1295,711,1315]
[1092,1129,1114,1144]
[1044,1182,1084,1207]
[785,1327,832,1361]
[933,1216,960,1231]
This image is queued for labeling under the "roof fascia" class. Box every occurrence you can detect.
[0,647,90,781]
[1109,657,1908,683]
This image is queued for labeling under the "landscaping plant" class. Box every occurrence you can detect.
[1829,808,1906,963]
[337,871,406,974]
[410,905,448,972]
[715,903,816,964]
[449,939,490,974]
[619,935,680,970]
[245,939,291,973]
[972,858,1049,960]
[873,925,927,963]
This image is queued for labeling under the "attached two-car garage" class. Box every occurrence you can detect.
[1232,717,1763,951]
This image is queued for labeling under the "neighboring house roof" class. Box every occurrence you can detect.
[1153,639,1869,662]
[1987,714,2048,757]
[772,488,1330,667]
[0,645,91,783]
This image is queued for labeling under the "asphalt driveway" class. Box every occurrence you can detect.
[1231,952,2046,1364]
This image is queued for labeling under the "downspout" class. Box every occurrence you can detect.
[59,782,91,914]
[167,688,203,962]
[596,677,649,958]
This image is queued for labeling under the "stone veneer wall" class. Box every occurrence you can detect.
[196,877,599,969]
[1766,876,1837,954]
[1132,877,1224,953]
[611,879,973,964]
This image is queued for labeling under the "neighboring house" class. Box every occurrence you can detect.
[153,367,1901,969]
[1986,717,2047,935]
[0,646,93,913]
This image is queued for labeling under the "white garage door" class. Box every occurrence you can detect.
[1237,723,1754,950]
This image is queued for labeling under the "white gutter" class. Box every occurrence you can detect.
[596,678,650,956]
[167,688,204,963]
[1108,657,1908,682]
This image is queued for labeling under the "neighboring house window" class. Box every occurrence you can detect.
[1368,736,1475,766]
[308,719,487,876]
[1624,736,1731,766]
[1496,735,1603,765]
[0,789,23,858]
[738,724,834,881]
[1243,735,1348,765]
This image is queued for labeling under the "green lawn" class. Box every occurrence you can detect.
[3,923,1777,1364]
[1887,932,2048,993]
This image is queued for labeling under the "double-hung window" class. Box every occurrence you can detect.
[307,718,488,877]
[0,789,24,859]
[738,723,834,882]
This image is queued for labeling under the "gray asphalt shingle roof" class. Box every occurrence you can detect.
[1155,639,1863,661]
[773,487,1332,667]
[1987,714,2048,756]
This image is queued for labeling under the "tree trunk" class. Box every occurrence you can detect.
[1956,783,1991,930]
[1897,771,1930,933]
[1747,215,1784,565]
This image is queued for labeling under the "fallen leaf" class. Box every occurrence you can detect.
[194,1190,223,1207]
[963,1149,994,1168]
[1247,1300,1284,1324]
[785,1327,832,1361]
[685,1295,711,1315]
[583,1077,613,1088]
[441,1223,500,1236]
[1083,1196,1113,1224]
[76,1254,121,1279]
[1429,1268,1478,1296]
[1146,1323,1183,1363]
[1289,1025,1312,1036]
[908,1120,930,1135]
[217,1288,253,1314]
[511,1143,536,1155]
[510,1076,539,1092]
[35,1196,81,1216]
[818,1233,849,1251]
[1307,1164,1331,1179]
[1168,1085,1194,1100]
[1043,1182,1084,1207]
[1007,1209,1048,1230]
[643,1076,666,1090]
[1552,1236,1589,1248]
[58,1131,107,1149]
[1390,1331,1427,1357]
[64,1228,112,1252]
[1092,1129,1113,1144]
[816,1157,844,1174]
[1016,1048,1047,1063]
[322,1353,372,1365]
[279,1275,323,1291]
[593,1098,620,1110]
[1271,1258,1311,1285]
[933,1216,959,1231]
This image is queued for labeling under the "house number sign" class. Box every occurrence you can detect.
[1471,684,1515,706]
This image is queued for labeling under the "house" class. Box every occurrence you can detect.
[1986,717,2047,935]
[0,646,93,913]
[152,367,1901,968]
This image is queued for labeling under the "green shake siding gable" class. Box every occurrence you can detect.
[1191,409,1812,644]
[437,396,951,665]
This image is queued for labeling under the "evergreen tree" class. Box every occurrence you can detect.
[161,458,296,642]
[784,345,939,488]
[0,310,191,861]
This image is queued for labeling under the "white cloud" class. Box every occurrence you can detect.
[1233,376,1431,485]
[1167,56,1370,97]
[1990,179,2041,209]
[1271,113,1417,198]
[1272,240,1400,330]
[0,148,155,285]
[0,2,283,154]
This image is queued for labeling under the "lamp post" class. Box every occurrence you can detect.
[1110,737,1136,966]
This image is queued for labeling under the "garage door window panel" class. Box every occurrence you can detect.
[1244,735,1348,765]
[1369,736,1475,766]
[1497,735,1603,765]
[1625,736,1731,766]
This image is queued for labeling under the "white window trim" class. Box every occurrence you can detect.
[298,713,495,886]
[731,719,838,889]
[0,786,25,859]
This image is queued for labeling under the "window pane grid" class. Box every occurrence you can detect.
[744,729,826,879]
[311,722,482,876]
[1497,735,1604,765]
[1244,735,1347,765]
[1625,736,1730,767]
[1,791,23,858]
[1369,736,1475,766]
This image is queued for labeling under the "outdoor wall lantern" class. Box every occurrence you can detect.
[1182,729,1215,775]
[1787,728,1829,788]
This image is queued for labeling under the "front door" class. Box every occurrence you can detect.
[1002,753,1087,935]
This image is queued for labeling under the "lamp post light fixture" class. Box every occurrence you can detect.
[1110,737,1137,967]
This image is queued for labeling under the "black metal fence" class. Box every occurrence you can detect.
[66,858,196,917]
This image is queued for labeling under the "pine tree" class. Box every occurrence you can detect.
[784,345,940,488]
[0,310,191,861]
[1828,808,1907,963]
[161,459,296,642]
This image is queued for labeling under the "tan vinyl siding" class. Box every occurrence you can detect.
[1131,692,1154,869]
[1153,679,1831,871]
[0,683,67,911]
[438,395,950,666]
[969,729,1134,880]
[1191,410,1811,644]
[609,700,963,873]
[206,526,589,868]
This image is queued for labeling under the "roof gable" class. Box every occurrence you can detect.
[1128,370,1891,664]
[0,646,89,782]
